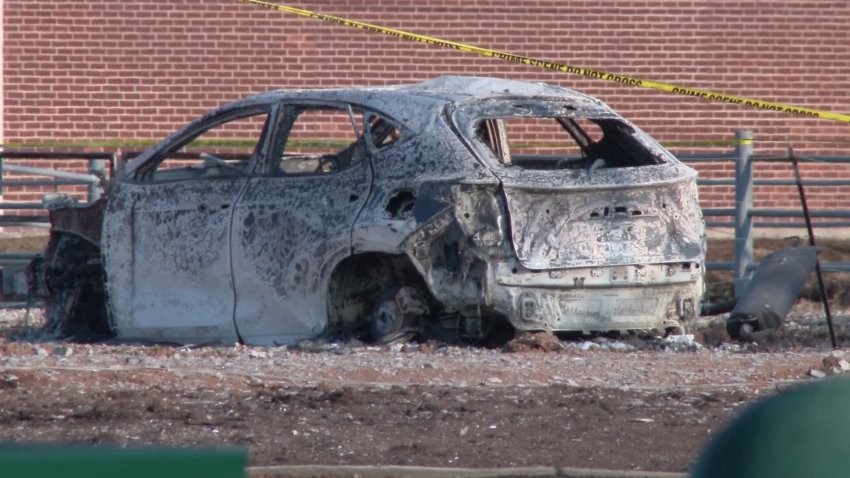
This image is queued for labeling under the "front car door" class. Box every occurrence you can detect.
[102,104,275,343]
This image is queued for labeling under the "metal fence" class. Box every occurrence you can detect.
[678,129,850,296]
[0,150,112,215]
[0,151,114,301]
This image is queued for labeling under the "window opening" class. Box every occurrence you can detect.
[474,116,664,170]
[277,108,400,175]
[279,107,364,174]
[366,114,401,149]
[151,112,268,181]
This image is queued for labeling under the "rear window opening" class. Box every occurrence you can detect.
[474,116,664,170]
[276,107,401,175]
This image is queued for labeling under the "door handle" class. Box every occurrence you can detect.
[197,203,230,213]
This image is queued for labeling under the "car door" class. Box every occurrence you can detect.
[102,105,274,344]
[229,103,375,345]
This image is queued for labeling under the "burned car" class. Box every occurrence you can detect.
[35,76,705,345]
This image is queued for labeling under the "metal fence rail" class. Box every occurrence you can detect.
[678,129,850,296]
[0,151,113,208]
[0,151,115,300]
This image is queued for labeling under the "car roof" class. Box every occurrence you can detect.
[396,75,607,106]
[245,76,613,128]
[127,76,615,174]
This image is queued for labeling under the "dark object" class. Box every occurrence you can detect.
[700,298,737,317]
[0,445,246,478]
[693,377,850,478]
[791,149,836,348]
[726,246,819,340]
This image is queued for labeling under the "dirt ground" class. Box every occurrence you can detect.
[2,307,848,474]
[2,235,850,475]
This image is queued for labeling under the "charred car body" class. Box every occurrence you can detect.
[35,76,705,345]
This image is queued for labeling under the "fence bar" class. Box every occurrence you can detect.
[703,208,736,216]
[0,179,95,187]
[750,209,850,218]
[755,155,850,164]
[0,222,49,229]
[707,261,850,273]
[753,179,850,187]
[734,130,754,297]
[3,164,99,184]
[0,253,38,266]
[678,155,737,162]
[699,178,850,187]
[707,221,850,229]
[88,159,106,201]
[0,203,54,209]
[0,151,113,160]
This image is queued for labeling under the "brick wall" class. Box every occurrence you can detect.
[2,0,850,217]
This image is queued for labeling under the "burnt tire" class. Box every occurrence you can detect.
[42,234,112,340]
[369,286,428,344]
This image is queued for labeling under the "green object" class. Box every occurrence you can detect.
[0,445,246,478]
[692,377,850,478]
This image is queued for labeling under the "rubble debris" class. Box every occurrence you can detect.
[807,368,827,378]
[803,351,850,379]
[503,331,566,353]
[661,334,703,352]
[0,374,19,390]
[822,351,850,375]
[52,346,73,358]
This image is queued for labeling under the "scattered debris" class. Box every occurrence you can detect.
[632,417,655,423]
[822,352,850,375]
[503,331,566,353]
[807,369,827,379]
[0,374,19,389]
[662,334,703,352]
[247,349,270,360]
[804,351,850,379]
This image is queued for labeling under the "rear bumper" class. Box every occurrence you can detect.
[489,259,703,333]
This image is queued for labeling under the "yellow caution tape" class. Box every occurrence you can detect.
[239,0,850,124]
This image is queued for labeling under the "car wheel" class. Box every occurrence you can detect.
[369,286,428,344]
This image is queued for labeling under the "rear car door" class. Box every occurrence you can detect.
[228,103,374,345]
[102,105,273,343]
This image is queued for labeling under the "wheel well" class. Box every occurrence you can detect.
[38,232,112,340]
[326,252,432,333]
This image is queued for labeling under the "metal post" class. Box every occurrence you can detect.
[790,149,837,348]
[115,151,127,179]
[734,129,754,297]
[87,158,106,202]
[111,152,122,179]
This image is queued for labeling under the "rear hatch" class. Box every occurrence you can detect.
[499,165,704,270]
[452,97,704,270]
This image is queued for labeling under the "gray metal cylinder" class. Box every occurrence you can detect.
[726,246,820,340]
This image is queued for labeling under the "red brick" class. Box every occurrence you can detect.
[2,0,850,211]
